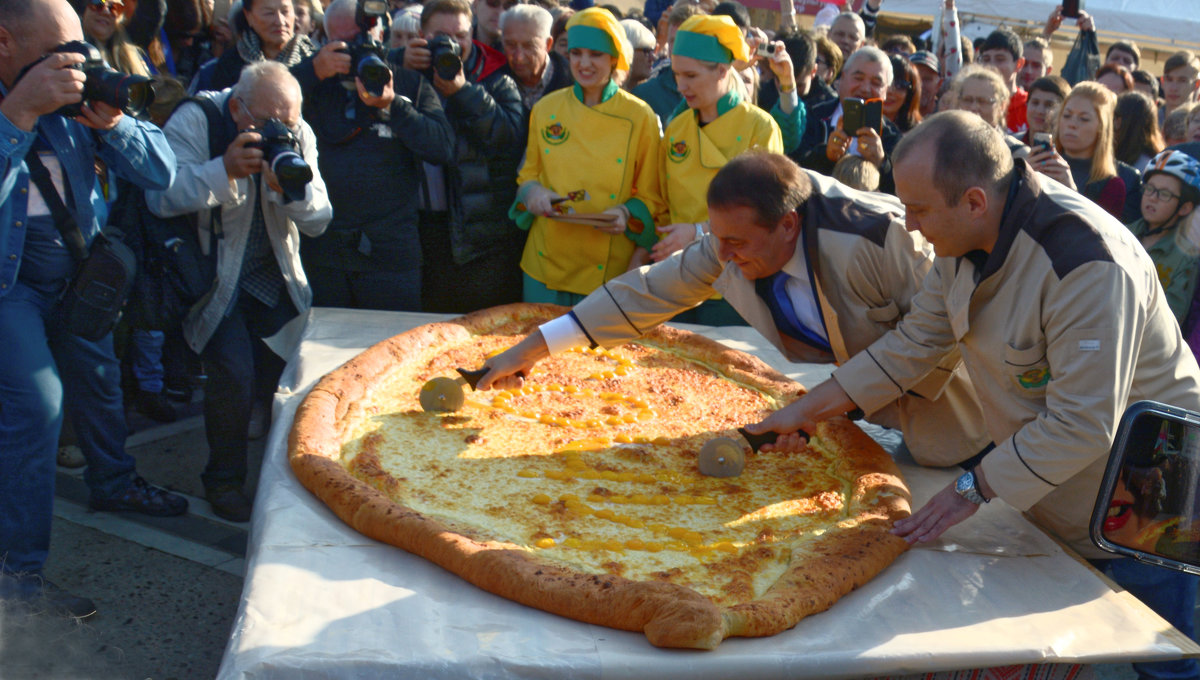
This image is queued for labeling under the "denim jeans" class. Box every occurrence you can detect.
[130,329,166,393]
[1095,557,1200,680]
[0,281,136,579]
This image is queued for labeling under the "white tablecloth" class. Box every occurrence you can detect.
[216,308,1197,680]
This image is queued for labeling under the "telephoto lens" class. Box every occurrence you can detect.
[52,41,156,117]
[253,119,313,203]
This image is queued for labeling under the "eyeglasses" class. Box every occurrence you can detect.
[891,80,912,91]
[88,0,124,15]
[1145,185,1182,202]
[958,96,997,107]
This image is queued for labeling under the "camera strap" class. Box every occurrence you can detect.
[25,145,90,262]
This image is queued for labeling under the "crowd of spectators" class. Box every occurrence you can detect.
[6,0,1200,637]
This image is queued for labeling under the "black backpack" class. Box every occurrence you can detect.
[116,97,235,331]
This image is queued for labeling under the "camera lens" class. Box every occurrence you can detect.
[357,54,391,96]
[271,152,314,202]
[86,69,156,117]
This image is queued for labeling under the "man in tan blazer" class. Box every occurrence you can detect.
[747,112,1200,679]
[479,150,990,467]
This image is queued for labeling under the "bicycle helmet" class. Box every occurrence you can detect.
[1144,150,1200,204]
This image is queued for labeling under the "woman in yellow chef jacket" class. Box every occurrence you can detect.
[511,8,664,305]
[650,14,802,325]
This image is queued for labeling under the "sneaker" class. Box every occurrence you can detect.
[205,485,252,523]
[90,476,189,517]
[135,390,178,423]
[0,578,97,620]
[56,444,86,469]
[163,378,194,403]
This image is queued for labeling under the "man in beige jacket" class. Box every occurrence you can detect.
[479,150,990,467]
[749,111,1200,678]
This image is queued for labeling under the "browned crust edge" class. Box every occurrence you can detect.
[288,303,909,650]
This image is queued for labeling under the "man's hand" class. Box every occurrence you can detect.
[75,101,122,131]
[745,379,856,446]
[357,75,395,109]
[760,431,809,453]
[477,331,551,390]
[1043,5,1063,36]
[826,120,851,163]
[313,41,352,80]
[1076,10,1095,32]
[0,52,86,131]
[855,126,885,166]
[650,222,700,261]
[223,131,265,180]
[432,68,467,97]
[261,159,284,194]
[403,38,432,71]
[891,480,981,543]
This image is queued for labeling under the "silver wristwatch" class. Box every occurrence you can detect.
[955,470,989,505]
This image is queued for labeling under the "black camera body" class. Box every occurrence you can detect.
[339,0,392,97]
[17,41,155,118]
[249,119,313,203]
[427,34,463,81]
[343,34,392,97]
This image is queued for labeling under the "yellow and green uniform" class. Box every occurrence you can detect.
[513,81,664,296]
[659,90,781,225]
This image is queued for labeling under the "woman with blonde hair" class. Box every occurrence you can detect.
[81,0,158,77]
[1033,81,1142,222]
[647,14,803,324]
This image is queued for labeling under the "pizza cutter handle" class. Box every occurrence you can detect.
[737,427,781,454]
[456,367,490,391]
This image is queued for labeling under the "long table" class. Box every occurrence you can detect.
[216,308,1198,679]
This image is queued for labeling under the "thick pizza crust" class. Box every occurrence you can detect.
[290,303,910,649]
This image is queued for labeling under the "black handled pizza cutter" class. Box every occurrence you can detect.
[696,408,865,478]
[418,367,490,412]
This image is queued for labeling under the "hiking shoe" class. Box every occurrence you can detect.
[57,444,86,468]
[135,390,178,423]
[205,485,252,523]
[90,476,188,517]
[1,578,97,620]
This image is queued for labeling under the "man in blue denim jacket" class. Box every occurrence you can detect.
[0,0,187,619]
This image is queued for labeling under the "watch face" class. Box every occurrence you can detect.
[956,471,973,495]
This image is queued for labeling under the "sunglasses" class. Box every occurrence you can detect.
[88,0,124,15]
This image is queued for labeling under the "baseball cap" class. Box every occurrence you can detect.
[909,50,939,73]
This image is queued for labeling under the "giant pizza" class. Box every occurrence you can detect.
[289,303,911,649]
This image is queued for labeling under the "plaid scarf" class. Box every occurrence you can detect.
[236,29,314,69]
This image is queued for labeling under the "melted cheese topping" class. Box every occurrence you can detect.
[338,330,863,607]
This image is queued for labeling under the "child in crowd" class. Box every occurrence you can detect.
[1127,150,1200,324]
[831,155,880,192]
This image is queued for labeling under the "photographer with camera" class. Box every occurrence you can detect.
[146,61,331,522]
[400,0,526,313]
[0,0,186,619]
[297,0,453,311]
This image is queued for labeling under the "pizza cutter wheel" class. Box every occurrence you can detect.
[697,428,775,478]
[418,367,490,413]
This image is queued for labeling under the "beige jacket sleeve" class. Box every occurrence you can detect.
[832,260,960,412]
[571,234,724,345]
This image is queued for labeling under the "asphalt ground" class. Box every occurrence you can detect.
[0,390,1177,680]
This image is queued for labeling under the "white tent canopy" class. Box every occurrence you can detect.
[878,0,1199,48]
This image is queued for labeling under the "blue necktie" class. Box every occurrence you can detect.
[755,271,831,352]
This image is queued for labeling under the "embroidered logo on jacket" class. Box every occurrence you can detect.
[541,122,570,145]
[1016,367,1051,389]
[667,139,690,163]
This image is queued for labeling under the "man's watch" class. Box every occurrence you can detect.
[954,469,989,505]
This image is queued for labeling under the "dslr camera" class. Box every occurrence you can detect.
[18,41,155,118]
[250,119,313,203]
[340,0,392,97]
[427,35,463,80]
